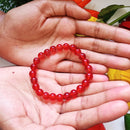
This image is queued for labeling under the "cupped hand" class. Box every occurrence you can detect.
[0,67,130,130]
[0,0,130,73]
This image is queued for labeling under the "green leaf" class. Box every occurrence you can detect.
[98,4,125,23]
[0,0,16,13]
[125,114,130,130]
[14,0,32,6]
[108,11,130,25]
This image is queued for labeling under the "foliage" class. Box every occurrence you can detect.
[0,0,32,12]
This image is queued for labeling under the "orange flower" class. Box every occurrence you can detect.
[85,9,99,18]
[73,0,91,8]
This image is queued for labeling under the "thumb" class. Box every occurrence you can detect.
[34,0,90,20]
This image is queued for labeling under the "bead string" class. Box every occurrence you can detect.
[29,43,93,102]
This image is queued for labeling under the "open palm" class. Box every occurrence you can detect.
[0,0,130,73]
[0,67,130,130]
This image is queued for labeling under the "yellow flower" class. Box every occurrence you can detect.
[88,16,97,22]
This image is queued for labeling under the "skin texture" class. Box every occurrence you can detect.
[0,0,130,74]
[0,66,130,130]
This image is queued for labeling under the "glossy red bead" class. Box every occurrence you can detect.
[43,92,49,99]
[86,73,93,81]
[50,46,56,54]
[29,70,36,78]
[82,59,89,66]
[36,89,44,96]
[63,43,70,50]
[56,94,63,102]
[64,92,70,100]
[75,48,81,56]
[70,89,78,98]
[33,57,40,65]
[32,83,39,91]
[38,52,45,59]
[82,79,89,87]
[30,64,37,71]
[86,65,93,73]
[49,93,56,100]
[31,77,37,84]
[70,44,77,51]
[44,49,51,57]
[77,85,85,93]
[79,53,86,60]
[56,44,63,51]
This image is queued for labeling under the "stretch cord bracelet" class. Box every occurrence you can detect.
[29,43,93,102]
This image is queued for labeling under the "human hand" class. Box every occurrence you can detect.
[0,0,130,73]
[0,67,130,130]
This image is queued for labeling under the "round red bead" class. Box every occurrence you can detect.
[79,53,86,60]
[86,65,93,73]
[70,89,78,98]
[70,44,77,51]
[50,46,56,54]
[49,93,56,100]
[82,59,89,66]
[31,77,37,84]
[31,64,37,71]
[43,92,49,99]
[56,94,63,102]
[63,43,70,50]
[33,57,40,65]
[32,83,39,91]
[75,48,81,56]
[36,89,43,96]
[64,92,70,100]
[77,85,85,93]
[56,44,63,51]
[38,52,45,59]
[82,79,89,87]
[29,70,36,78]
[86,73,93,80]
[44,49,51,57]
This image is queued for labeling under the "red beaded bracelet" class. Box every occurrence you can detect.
[29,43,93,102]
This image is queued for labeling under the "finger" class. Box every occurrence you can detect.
[76,21,130,44]
[34,0,90,19]
[58,44,130,70]
[75,37,130,59]
[38,70,108,87]
[34,49,107,74]
[57,74,108,86]
[61,75,108,91]
[82,50,130,70]
[56,101,128,129]
[56,60,108,74]
[39,72,85,86]
[62,81,129,95]
[61,85,130,113]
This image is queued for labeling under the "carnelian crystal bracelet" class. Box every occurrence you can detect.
[29,43,93,102]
